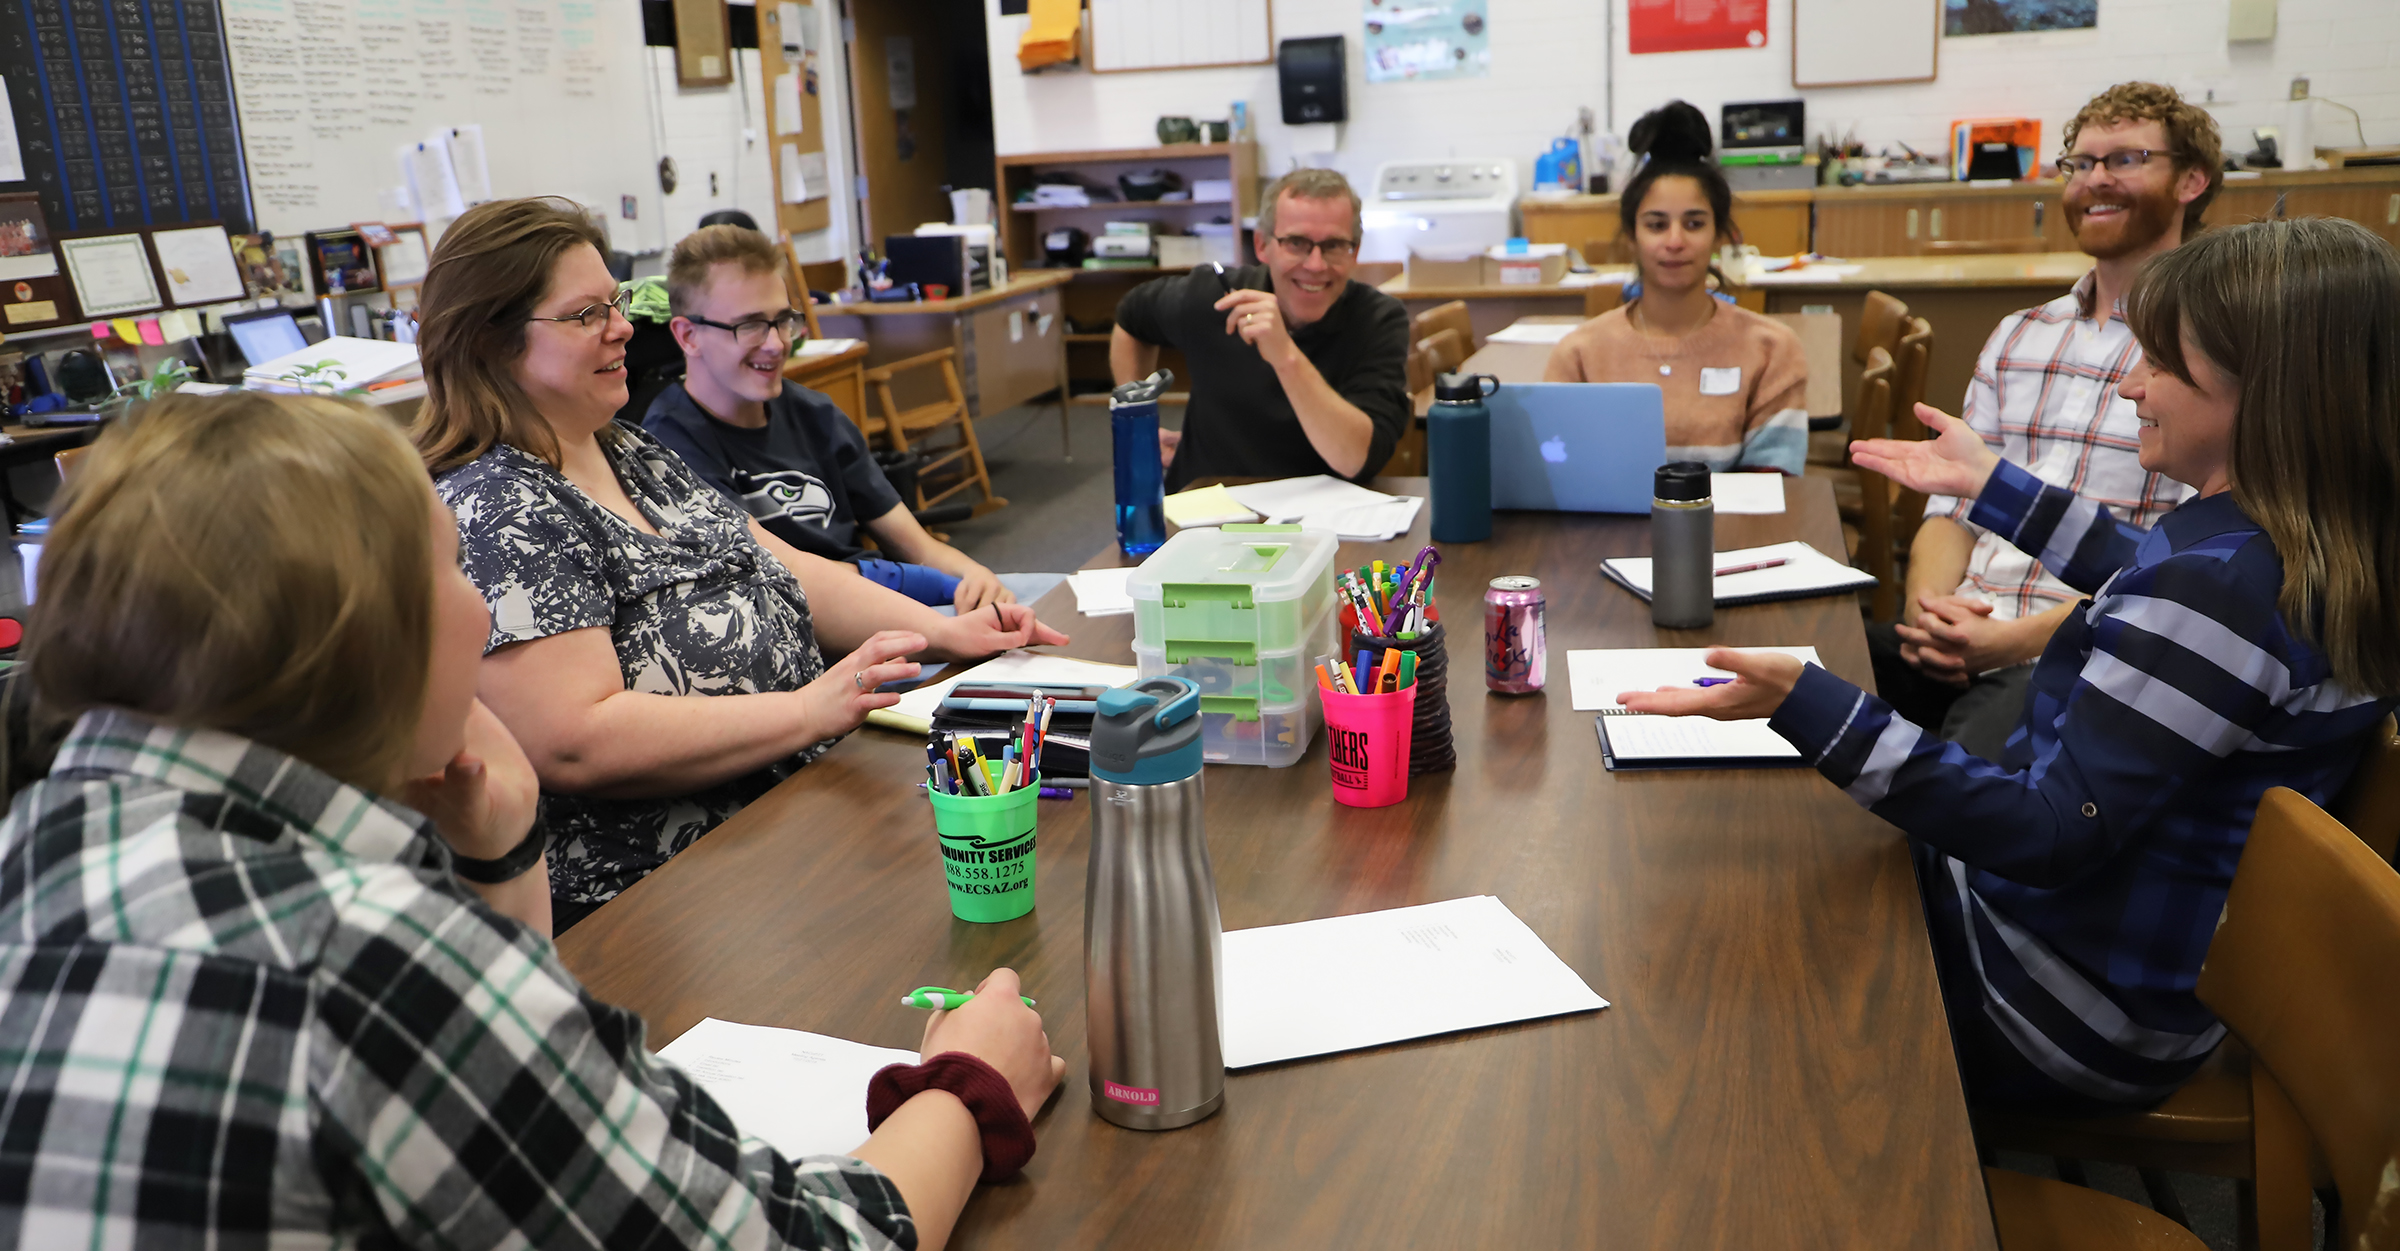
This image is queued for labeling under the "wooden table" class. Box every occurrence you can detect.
[815,270,1077,456]
[558,482,1998,1249]
[784,339,871,426]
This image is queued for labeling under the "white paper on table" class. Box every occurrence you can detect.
[1224,475,1397,524]
[793,337,862,357]
[0,92,22,183]
[1309,495,1421,540]
[1742,264,1864,284]
[445,124,493,204]
[1567,645,1823,713]
[149,225,247,306]
[1220,896,1607,1069]
[1599,715,1803,763]
[1708,473,1786,514]
[773,72,803,134]
[1557,270,1630,287]
[60,234,162,317]
[655,1018,917,1161]
[872,651,1139,731]
[1602,540,1875,605]
[1066,566,1135,617]
[1485,321,1578,346]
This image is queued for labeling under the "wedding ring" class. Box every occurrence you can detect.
[855,670,870,691]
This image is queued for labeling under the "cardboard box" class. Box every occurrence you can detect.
[1408,250,1485,287]
[1483,243,1571,287]
[1156,235,1204,268]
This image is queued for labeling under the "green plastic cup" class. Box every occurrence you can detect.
[926,775,1040,923]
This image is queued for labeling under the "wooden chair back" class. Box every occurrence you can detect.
[2198,787,2400,1251]
[861,347,1004,513]
[780,240,825,341]
[1850,347,1902,620]
[1417,328,1468,379]
[1404,339,1435,396]
[54,445,90,482]
[1583,236,1630,266]
[2333,713,2400,864]
[1350,261,1404,288]
[1411,301,1474,355]
[1855,290,1909,368]
[1890,317,1937,549]
[1925,238,2050,255]
[1582,282,1624,317]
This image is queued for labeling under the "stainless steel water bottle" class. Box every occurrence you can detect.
[1650,461,1715,629]
[1085,676,1224,1130]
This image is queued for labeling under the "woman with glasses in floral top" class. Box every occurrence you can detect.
[413,198,1069,930]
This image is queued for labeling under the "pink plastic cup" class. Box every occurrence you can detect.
[1321,683,1418,808]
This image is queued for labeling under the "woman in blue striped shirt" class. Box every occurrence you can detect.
[1624,217,2400,1113]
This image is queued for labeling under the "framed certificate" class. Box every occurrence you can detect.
[0,193,78,329]
[59,232,163,318]
[376,223,431,289]
[149,223,250,306]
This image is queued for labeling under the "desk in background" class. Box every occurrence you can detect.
[813,270,1077,454]
[781,339,870,425]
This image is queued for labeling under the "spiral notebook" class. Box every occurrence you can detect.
[1567,646,1821,770]
[1600,541,1875,606]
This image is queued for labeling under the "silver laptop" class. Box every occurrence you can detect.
[1487,382,1669,514]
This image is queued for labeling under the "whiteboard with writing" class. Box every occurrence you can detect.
[220,0,658,245]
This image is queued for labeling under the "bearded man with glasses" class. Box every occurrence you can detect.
[1869,82,2222,760]
[1110,168,1412,492]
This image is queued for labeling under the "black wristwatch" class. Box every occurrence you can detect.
[449,814,548,884]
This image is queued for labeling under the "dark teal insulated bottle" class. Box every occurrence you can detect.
[1428,373,1499,543]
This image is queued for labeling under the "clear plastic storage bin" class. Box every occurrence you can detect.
[1128,525,1340,767]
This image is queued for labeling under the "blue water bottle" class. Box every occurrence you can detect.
[1111,370,1172,556]
[1428,372,1499,543]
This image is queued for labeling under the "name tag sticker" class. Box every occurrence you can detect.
[1700,367,1741,396]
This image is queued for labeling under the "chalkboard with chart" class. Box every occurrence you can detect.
[0,0,255,237]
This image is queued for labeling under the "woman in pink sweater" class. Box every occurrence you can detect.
[1545,102,1809,474]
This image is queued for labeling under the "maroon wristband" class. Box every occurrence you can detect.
[865,1052,1036,1182]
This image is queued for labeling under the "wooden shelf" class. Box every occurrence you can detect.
[998,142,1245,167]
[1012,199,1235,213]
[1065,332,1112,343]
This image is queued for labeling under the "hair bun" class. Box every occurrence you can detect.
[1629,101,1714,165]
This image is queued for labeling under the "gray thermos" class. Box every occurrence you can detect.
[1650,461,1715,629]
[1085,676,1225,1130]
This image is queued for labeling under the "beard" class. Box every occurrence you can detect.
[2066,184,2181,260]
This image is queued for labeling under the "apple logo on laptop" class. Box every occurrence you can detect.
[1540,436,1568,464]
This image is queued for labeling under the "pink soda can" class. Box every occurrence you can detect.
[1484,576,1547,694]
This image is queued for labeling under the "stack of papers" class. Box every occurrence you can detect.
[656,1018,916,1160]
[1485,321,1580,345]
[1162,483,1260,528]
[1565,646,1822,770]
[1708,473,1787,514]
[1221,896,1607,1068]
[1601,541,1873,606]
[794,337,863,358]
[1065,566,1134,617]
[243,336,421,392]
[865,650,1138,734]
[1222,475,1424,541]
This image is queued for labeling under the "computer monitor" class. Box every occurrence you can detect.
[222,306,309,368]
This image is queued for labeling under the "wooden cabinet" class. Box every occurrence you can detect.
[1812,183,2065,256]
[1521,190,1810,260]
[2205,168,2400,245]
[996,142,1260,401]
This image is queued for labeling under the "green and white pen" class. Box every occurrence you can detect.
[900,986,1037,1011]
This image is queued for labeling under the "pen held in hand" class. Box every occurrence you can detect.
[899,987,1038,1010]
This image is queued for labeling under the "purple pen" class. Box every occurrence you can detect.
[1694,677,1734,687]
[1038,786,1075,799]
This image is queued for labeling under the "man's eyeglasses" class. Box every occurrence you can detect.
[527,290,632,332]
[2059,149,2176,180]
[683,308,810,349]
[1270,234,1360,262]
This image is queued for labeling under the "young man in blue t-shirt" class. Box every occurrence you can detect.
[642,225,1021,611]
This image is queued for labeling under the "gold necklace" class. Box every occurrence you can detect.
[1628,297,1713,379]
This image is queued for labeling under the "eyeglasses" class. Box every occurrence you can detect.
[2059,149,2175,180]
[683,308,810,349]
[1270,234,1360,262]
[527,290,632,332]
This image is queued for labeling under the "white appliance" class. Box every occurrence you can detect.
[1359,159,1520,264]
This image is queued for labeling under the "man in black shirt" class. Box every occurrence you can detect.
[1111,169,1412,493]
[642,225,1017,610]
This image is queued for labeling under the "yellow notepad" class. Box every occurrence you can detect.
[1162,484,1261,528]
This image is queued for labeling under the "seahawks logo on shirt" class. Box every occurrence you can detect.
[729,467,836,530]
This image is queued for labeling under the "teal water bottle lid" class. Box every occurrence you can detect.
[1090,677,1204,784]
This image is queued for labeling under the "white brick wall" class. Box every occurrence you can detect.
[980,0,2397,208]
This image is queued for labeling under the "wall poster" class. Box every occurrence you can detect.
[1946,0,2096,35]
[1628,0,1767,53]
[1362,0,1489,82]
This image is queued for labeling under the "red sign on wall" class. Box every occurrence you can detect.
[1628,0,1768,53]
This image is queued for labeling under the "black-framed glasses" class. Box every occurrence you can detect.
[1270,234,1360,262]
[2059,149,2174,179]
[527,290,632,332]
[683,308,809,349]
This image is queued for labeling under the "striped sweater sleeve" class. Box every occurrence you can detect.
[1968,458,2145,594]
[1770,478,2310,887]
